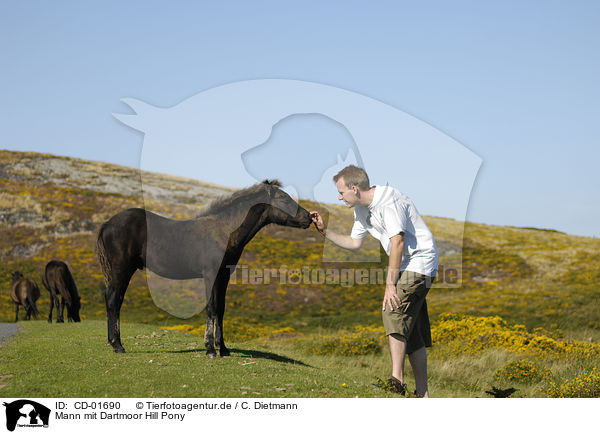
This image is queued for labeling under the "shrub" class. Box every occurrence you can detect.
[494,360,552,384]
[546,369,600,398]
[432,313,600,358]
[307,325,384,356]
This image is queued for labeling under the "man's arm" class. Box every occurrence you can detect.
[310,211,363,251]
[383,233,404,311]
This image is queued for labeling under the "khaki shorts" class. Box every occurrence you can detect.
[382,271,434,354]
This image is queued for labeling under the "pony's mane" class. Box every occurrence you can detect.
[197,179,281,217]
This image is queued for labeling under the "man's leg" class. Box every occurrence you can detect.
[408,346,429,397]
[384,272,432,394]
[388,333,407,382]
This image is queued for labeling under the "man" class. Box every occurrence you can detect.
[310,165,438,397]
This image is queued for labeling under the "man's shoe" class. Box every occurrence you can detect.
[386,377,406,395]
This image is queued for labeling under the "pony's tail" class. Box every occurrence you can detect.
[56,271,73,305]
[96,224,112,289]
[26,284,39,319]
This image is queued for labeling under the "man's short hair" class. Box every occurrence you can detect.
[333,165,370,191]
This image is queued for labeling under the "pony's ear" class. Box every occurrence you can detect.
[262,179,282,187]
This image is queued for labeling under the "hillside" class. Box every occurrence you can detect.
[1,149,599,397]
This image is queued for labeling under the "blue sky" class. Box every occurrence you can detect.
[1,1,599,237]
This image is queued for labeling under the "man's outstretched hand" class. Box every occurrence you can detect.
[310,211,326,235]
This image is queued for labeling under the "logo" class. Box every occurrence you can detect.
[114,79,482,317]
[3,400,50,432]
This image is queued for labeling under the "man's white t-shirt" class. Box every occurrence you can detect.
[350,185,439,277]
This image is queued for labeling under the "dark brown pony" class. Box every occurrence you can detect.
[97,180,313,357]
[42,260,81,323]
[10,271,40,321]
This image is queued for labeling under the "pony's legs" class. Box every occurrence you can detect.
[106,284,124,352]
[203,268,230,357]
[215,315,229,357]
[58,297,65,323]
[203,270,218,358]
[106,269,134,353]
[215,279,230,357]
[65,298,74,322]
[48,286,60,323]
[204,316,217,358]
[14,303,19,322]
[53,293,60,321]
[48,293,54,323]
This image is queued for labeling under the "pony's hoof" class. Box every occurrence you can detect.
[110,342,126,353]
[206,351,217,358]
[220,348,231,357]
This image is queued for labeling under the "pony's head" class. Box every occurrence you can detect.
[262,180,312,229]
[68,296,82,322]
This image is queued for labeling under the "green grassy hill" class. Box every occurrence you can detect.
[1,149,599,397]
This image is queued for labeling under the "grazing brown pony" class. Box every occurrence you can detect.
[97,180,313,357]
[42,260,81,323]
[10,271,40,321]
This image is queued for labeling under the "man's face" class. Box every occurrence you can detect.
[336,178,359,207]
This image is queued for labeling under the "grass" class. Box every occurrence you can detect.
[2,318,598,398]
[0,320,400,398]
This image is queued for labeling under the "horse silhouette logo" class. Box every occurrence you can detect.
[3,400,50,431]
[113,79,482,318]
